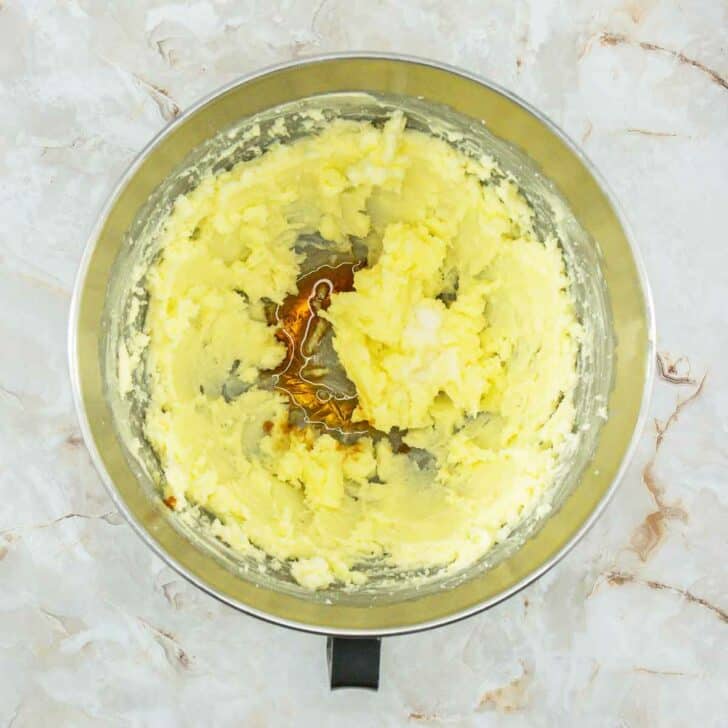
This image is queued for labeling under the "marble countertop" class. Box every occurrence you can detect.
[1,0,726,725]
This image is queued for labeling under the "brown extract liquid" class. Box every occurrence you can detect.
[269,261,371,435]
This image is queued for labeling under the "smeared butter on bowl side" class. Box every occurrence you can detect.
[136,111,580,590]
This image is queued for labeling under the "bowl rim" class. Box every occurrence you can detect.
[68,51,656,637]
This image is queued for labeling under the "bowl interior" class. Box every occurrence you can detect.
[71,57,653,634]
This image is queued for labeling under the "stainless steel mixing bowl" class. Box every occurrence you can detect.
[68,54,654,687]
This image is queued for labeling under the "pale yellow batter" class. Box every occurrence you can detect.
[140,112,580,590]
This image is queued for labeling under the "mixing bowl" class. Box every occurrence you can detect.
[68,54,655,689]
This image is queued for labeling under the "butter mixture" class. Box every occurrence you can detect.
[140,113,580,590]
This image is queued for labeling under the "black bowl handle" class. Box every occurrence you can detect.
[327,636,381,690]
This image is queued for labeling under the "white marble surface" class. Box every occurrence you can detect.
[1,0,726,725]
